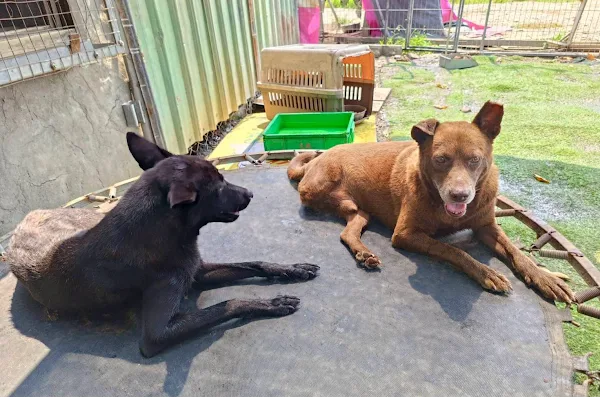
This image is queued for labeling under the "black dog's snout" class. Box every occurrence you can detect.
[450,190,469,202]
[245,190,254,200]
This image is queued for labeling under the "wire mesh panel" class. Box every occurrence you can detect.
[456,0,599,50]
[0,0,125,86]
[571,0,600,46]
[323,0,600,53]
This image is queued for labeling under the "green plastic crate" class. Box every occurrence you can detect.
[262,112,355,151]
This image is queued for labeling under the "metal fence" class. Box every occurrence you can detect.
[322,0,600,53]
[0,0,125,86]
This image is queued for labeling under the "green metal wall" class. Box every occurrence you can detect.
[128,0,299,154]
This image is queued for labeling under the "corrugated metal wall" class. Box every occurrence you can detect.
[128,0,299,154]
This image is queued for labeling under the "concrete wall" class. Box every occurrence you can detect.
[0,57,141,236]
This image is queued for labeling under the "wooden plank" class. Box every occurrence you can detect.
[374,87,391,101]
[372,100,385,113]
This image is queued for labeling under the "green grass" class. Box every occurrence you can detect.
[379,32,433,48]
[382,55,600,394]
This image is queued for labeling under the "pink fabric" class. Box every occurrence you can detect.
[362,0,383,37]
[440,0,485,30]
[298,6,321,43]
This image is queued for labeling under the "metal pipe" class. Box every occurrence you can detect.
[452,0,466,52]
[479,0,493,51]
[495,209,517,217]
[578,304,600,319]
[247,0,261,82]
[567,0,588,48]
[319,0,325,43]
[444,0,455,54]
[384,0,390,44]
[121,45,152,141]
[117,0,165,147]
[395,46,596,58]
[531,231,553,250]
[575,287,600,304]
[326,0,342,28]
[405,0,415,50]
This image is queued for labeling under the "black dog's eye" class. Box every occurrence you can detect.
[435,156,447,164]
[469,156,481,164]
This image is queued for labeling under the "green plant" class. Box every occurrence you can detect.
[379,32,432,47]
[337,16,353,25]
[551,31,567,42]
[408,32,432,47]
[329,0,361,8]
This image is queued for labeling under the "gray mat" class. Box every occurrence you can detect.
[0,166,574,397]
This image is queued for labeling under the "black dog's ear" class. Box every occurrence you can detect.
[126,132,173,170]
[411,118,439,145]
[473,101,504,141]
[167,183,197,208]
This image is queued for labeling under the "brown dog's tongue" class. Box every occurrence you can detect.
[445,203,467,213]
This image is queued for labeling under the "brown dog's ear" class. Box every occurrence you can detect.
[472,101,504,140]
[167,183,197,208]
[126,132,173,170]
[411,119,439,145]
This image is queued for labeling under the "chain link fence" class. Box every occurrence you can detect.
[0,0,125,86]
[322,0,600,53]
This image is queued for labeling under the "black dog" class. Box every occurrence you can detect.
[8,132,319,357]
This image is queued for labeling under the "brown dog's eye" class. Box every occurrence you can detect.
[435,156,447,164]
[469,157,481,164]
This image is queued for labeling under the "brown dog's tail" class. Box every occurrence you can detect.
[287,152,320,182]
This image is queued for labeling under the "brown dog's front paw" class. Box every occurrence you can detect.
[480,267,512,293]
[355,252,382,269]
[526,270,574,303]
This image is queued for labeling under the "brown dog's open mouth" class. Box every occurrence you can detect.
[444,203,467,217]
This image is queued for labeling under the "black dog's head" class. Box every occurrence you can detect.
[126,132,253,229]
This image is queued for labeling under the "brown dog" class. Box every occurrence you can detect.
[288,101,573,303]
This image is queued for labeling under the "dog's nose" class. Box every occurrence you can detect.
[450,190,469,202]
[245,190,254,200]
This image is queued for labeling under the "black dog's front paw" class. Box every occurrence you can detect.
[282,263,320,281]
[240,295,301,319]
[267,295,301,316]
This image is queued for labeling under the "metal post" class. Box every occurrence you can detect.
[319,0,325,43]
[405,0,415,50]
[247,0,261,82]
[444,0,455,54]
[326,0,342,28]
[384,0,390,44]
[479,0,493,51]
[452,0,466,53]
[566,0,588,47]
[116,0,164,147]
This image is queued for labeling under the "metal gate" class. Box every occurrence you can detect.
[322,0,600,54]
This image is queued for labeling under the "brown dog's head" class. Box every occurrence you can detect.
[411,101,503,218]
[125,132,253,229]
